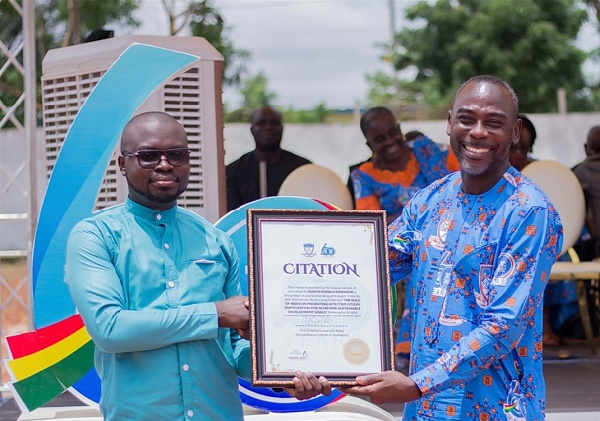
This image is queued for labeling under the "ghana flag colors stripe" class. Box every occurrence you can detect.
[5,314,84,358]
[3,314,94,412]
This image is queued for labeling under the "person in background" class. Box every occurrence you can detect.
[573,125,600,258]
[350,107,459,222]
[226,105,311,211]
[506,113,566,346]
[332,75,562,420]
[404,130,425,143]
[349,110,459,366]
[347,159,369,208]
[65,112,327,421]
[509,113,537,171]
[546,125,600,346]
[346,129,425,207]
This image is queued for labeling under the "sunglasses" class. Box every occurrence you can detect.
[123,148,191,169]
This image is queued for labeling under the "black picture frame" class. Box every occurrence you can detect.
[247,209,393,387]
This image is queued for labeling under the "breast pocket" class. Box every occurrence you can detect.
[440,244,498,329]
[180,259,229,300]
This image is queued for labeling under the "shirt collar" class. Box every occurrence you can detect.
[126,198,177,224]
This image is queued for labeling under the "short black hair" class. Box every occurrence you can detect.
[518,114,537,150]
[587,125,600,154]
[360,107,397,137]
[250,105,282,124]
[405,130,424,142]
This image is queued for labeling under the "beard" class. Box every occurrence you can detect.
[450,136,508,177]
[128,180,186,205]
[459,160,488,176]
[454,147,511,179]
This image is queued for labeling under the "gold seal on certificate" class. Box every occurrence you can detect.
[344,339,370,365]
[248,209,394,387]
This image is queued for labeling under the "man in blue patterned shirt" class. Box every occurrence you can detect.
[339,75,563,420]
[66,111,328,420]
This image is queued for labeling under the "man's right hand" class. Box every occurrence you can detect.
[340,370,421,404]
[215,296,250,338]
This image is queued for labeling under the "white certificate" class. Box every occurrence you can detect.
[247,209,393,387]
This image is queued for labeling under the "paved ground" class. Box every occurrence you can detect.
[2,341,599,420]
[543,341,600,415]
[379,341,600,419]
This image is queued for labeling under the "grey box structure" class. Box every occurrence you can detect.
[41,35,226,222]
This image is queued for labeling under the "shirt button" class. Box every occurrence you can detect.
[155,213,162,221]
[164,243,170,249]
[187,410,194,417]
[167,281,175,288]
[183,364,189,371]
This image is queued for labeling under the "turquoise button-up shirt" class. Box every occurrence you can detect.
[66,199,250,421]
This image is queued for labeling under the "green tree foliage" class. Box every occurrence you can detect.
[582,0,600,103]
[0,2,23,127]
[36,0,140,62]
[1,0,140,127]
[161,0,250,88]
[373,0,596,113]
[224,71,276,122]
[2,0,255,127]
[224,72,329,123]
[584,0,600,22]
[240,71,276,109]
[282,103,330,123]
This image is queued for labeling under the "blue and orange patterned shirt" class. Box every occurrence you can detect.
[351,136,459,216]
[388,167,562,421]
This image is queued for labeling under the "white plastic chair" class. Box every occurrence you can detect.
[522,160,600,353]
[278,164,354,210]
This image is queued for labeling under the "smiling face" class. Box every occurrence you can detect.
[118,113,190,210]
[364,113,406,167]
[447,80,521,194]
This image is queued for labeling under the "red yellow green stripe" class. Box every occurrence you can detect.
[9,340,95,412]
[393,233,409,246]
[6,325,91,380]
[6,314,84,358]
[3,314,95,413]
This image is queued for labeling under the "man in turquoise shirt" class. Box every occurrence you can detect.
[65,111,328,420]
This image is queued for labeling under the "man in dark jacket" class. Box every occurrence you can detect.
[226,106,311,211]
[573,125,600,259]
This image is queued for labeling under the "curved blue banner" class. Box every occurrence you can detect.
[32,44,198,328]
[32,43,198,405]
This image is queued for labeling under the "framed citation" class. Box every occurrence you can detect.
[247,209,394,387]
